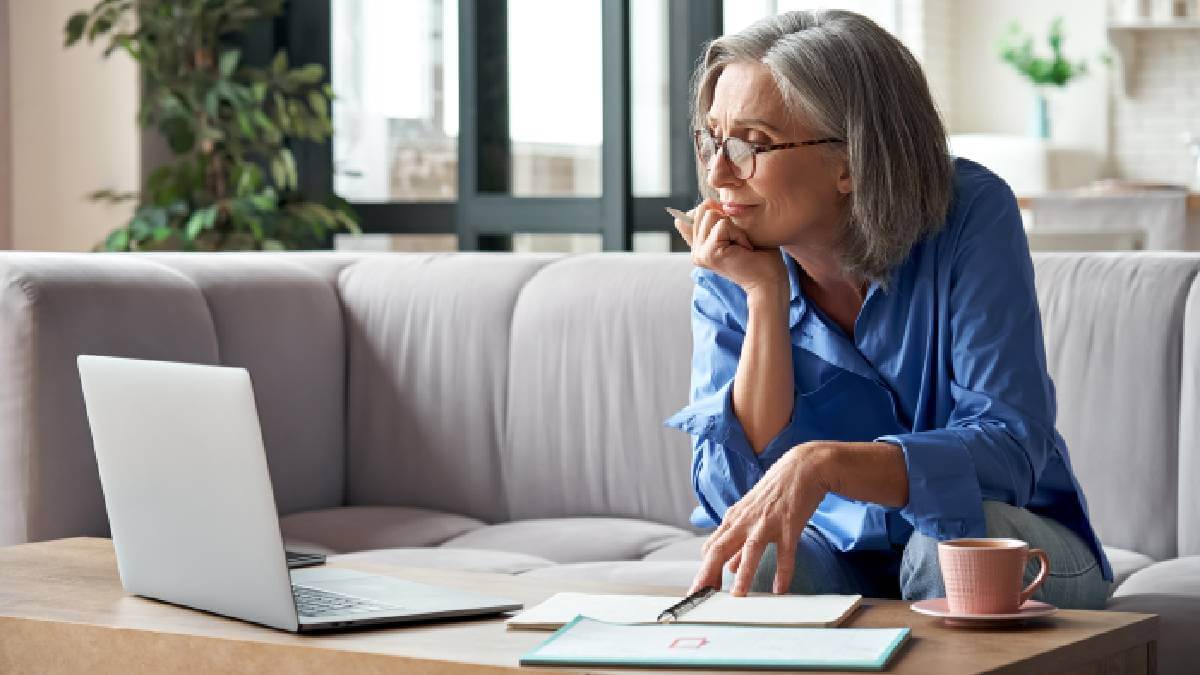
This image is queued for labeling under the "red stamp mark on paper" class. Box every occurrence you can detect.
[668,637,709,649]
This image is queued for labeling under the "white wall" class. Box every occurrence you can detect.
[1111,28,1200,185]
[8,0,139,251]
[947,0,1112,172]
[0,0,11,250]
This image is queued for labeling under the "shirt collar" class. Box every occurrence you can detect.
[782,248,802,304]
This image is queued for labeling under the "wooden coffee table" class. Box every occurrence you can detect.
[0,538,1157,674]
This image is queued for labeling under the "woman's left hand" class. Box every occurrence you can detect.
[688,442,835,596]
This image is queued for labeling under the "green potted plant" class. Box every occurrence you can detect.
[65,0,359,251]
[996,17,1097,140]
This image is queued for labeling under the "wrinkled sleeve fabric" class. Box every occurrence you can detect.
[664,269,799,529]
[878,178,1062,541]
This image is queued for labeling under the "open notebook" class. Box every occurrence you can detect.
[506,591,862,630]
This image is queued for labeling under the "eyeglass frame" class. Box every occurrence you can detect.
[693,128,845,180]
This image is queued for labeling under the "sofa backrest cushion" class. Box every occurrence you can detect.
[0,254,220,545]
[1178,271,1200,556]
[148,254,350,516]
[1033,253,1200,560]
[339,254,554,523]
[503,254,698,530]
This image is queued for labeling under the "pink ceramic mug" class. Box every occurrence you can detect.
[937,538,1050,615]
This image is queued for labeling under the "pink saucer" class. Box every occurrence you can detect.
[910,598,1057,626]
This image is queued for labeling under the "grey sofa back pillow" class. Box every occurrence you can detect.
[1034,253,1200,560]
[0,254,219,545]
[504,254,698,530]
[150,255,349,517]
[340,254,554,523]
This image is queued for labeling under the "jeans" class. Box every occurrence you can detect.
[725,501,1111,610]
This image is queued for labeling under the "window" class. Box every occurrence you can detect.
[505,0,604,198]
[630,0,671,198]
[282,1,723,250]
[332,0,459,202]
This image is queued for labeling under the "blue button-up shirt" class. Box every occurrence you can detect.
[665,157,1112,582]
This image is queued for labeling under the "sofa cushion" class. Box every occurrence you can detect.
[518,561,698,590]
[1179,273,1200,556]
[642,536,706,561]
[330,547,554,575]
[0,253,221,546]
[1034,254,1200,560]
[338,254,555,522]
[439,517,694,564]
[1108,557,1200,675]
[503,254,699,529]
[1110,556,1200,598]
[1104,546,1156,590]
[149,254,348,517]
[279,506,484,554]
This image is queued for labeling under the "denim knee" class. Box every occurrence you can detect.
[899,529,944,601]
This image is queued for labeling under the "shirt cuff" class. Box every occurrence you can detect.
[664,379,759,467]
[876,431,988,541]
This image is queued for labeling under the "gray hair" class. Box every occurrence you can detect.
[692,10,953,283]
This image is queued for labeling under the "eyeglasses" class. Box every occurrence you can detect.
[693,128,844,180]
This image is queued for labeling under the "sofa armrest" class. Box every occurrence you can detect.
[0,253,219,546]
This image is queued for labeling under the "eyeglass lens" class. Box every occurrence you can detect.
[697,131,754,179]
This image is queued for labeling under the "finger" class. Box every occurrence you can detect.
[666,207,694,247]
[731,533,769,597]
[693,202,723,249]
[701,511,736,556]
[688,198,720,223]
[727,549,743,574]
[672,216,693,248]
[712,218,749,257]
[689,547,731,594]
[707,219,735,260]
[727,222,753,250]
[773,528,799,595]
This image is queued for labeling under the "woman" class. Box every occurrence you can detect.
[664,10,1112,609]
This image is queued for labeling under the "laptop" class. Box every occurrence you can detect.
[77,355,522,632]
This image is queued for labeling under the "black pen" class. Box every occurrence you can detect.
[657,586,717,623]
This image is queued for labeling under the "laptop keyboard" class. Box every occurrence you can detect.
[292,584,402,618]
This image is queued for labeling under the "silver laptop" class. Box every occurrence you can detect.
[77,355,522,632]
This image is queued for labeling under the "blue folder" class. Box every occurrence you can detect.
[520,615,911,671]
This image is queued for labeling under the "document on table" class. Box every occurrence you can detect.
[519,617,910,671]
[506,591,862,630]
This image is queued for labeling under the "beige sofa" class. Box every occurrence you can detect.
[1,250,1198,672]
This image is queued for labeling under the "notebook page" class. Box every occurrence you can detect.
[507,592,674,626]
[684,593,862,626]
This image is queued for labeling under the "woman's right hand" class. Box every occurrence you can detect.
[671,199,788,298]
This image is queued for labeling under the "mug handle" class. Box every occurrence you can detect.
[1018,548,1050,606]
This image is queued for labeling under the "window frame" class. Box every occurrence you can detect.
[279,0,722,251]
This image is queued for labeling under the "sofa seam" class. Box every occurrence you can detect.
[501,254,566,523]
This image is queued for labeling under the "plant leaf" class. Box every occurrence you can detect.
[105,227,130,251]
[291,63,324,85]
[65,12,89,47]
[219,49,241,77]
[185,206,217,239]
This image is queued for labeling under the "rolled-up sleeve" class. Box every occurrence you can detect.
[664,270,797,528]
[878,179,1060,541]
